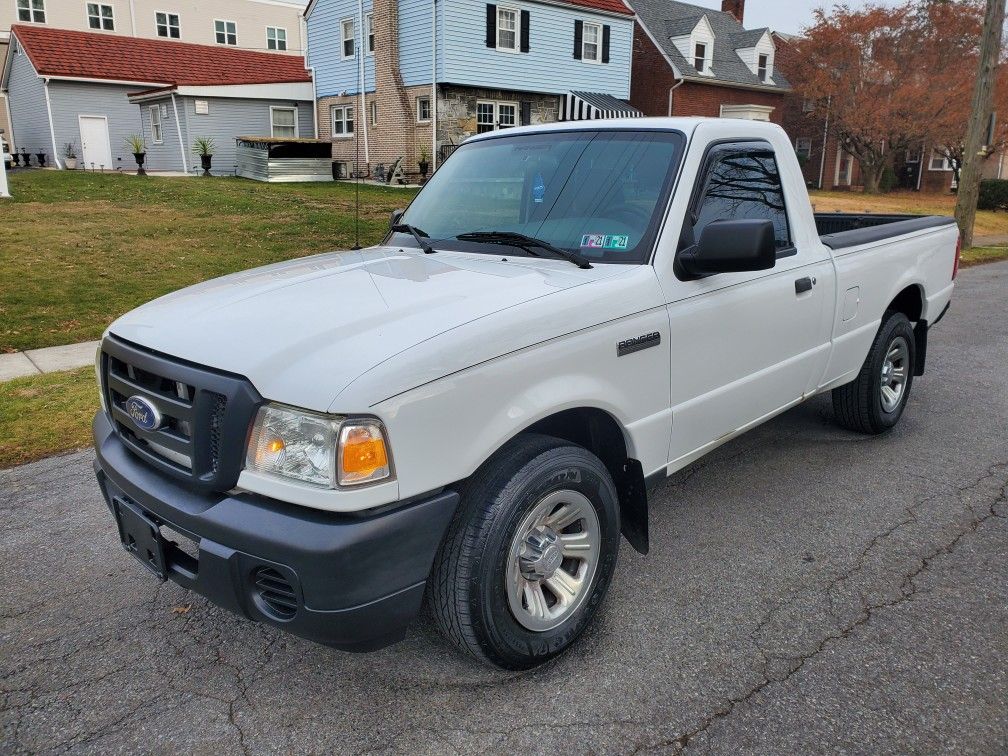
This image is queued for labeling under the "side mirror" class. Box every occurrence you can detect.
[679,219,777,277]
[390,209,404,229]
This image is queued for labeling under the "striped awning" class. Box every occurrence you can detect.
[561,91,643,121]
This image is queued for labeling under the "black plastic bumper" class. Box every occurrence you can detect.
[93,411,459,651]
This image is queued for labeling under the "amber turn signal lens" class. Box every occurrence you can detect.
[339,424,390,483]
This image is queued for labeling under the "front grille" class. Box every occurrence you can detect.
[100,335,261,492]
[253,566,298,620]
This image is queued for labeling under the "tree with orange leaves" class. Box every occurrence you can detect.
[789,3,925,193]
[916,0,1008,188]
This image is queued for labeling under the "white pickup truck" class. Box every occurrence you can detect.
[93,118,959,669]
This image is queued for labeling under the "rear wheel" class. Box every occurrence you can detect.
[427,434,620,669]
[832,311,916,434]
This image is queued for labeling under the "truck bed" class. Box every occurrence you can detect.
[816,213,957,250]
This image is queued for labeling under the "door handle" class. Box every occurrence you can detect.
[795,276,814,294]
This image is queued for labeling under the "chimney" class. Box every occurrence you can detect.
[721,0,744,24]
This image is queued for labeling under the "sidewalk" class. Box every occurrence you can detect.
[0,341,99,382]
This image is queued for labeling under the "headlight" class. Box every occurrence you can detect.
[245,404,393,488]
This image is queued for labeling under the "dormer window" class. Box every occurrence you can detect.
[757,53,768,81]
[694,42,707,72]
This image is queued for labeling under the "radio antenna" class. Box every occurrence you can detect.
[352,111,361,250]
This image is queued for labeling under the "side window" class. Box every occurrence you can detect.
[687,143,791,250]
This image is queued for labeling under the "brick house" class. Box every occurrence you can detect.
[304,0,639,179]
[626,0,790,123]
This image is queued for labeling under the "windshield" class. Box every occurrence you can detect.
[394,129,685,264]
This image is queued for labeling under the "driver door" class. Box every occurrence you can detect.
[664,141,834,467]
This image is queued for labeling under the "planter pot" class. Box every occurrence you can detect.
[133,152,147,176]
[200,154,213,176]
[64,157,78,170]
[11,152,20,168]
[418,161,429,179]
[36,153,47,168]
[20,152,31,167]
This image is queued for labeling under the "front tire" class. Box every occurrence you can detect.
[832,311,916,434]
[427,434,620,670]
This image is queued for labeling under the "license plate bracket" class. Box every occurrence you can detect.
[114,497,168,581]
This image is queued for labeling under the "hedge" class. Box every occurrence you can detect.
[978,179,1008,211]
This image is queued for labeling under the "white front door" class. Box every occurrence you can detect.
[78,116,112,169]
[664,140,834,467]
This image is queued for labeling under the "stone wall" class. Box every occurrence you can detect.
[437,86,560,149]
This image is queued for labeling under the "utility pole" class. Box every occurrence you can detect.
[954,0,1006,249]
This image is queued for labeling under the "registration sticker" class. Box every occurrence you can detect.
[580,234,630,250]
[532,173,546,204]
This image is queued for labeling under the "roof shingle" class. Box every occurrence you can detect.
[9,24,312,87]
[628,0,790,91]
[559,0,634,16]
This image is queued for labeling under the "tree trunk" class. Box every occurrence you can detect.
[862,163,884,194]
[955,0,1006,248]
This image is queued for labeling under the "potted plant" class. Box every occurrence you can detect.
[63,142,78,170]
[193,137,215,176]
[418,147,430,180]
[126,134,147,175]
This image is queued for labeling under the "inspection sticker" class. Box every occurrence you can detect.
[580,234,629,250]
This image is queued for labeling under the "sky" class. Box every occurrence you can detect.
[687,0,906,36]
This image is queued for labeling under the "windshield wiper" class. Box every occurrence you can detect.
[455,231,593,269]
[391,223,436,254]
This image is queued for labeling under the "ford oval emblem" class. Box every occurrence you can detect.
[124,395,162,432]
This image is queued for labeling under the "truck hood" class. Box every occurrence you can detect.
[108,246,628,411]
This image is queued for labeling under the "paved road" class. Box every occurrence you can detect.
[3,262,1007,755]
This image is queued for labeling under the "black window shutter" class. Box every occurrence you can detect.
[520,101,532,125]
[573,20,583,59]
[486,4,496,48]
[520,10,530,52]
[602,24,610,63]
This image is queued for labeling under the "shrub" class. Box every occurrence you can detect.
[978,179,1008,211]
[879,164,899,193]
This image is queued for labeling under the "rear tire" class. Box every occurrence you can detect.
[832,311,916,434]
[427,434,620,670]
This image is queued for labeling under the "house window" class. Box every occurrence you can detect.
[331,105,354,138]
[266,26,287,50]
[582,21,601,63]
[795,137,812,160]
[801,98,815,113]
[694,42,707,72]
[215,20,237,45]
[271,107,297,138]
[929,149,953,171]
[366,13,374,54]
[149,105,163,144]
[341,18,355,58]
[17,0,45,23]
[416,96,431,123]
[155,12,180,38]
[496,7,518,52]
[757,53,769,82]
[87,3,114,30]
[476,100,517,133]
[370,101,377,125]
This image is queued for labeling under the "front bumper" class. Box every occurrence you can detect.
[93,411,459,651]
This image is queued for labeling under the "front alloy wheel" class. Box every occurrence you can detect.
[428,434,621,669]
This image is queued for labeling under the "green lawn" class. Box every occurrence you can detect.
[0,171,418,352]
[0,367,96,468]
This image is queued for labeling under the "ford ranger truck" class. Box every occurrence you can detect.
[93,119,959,669]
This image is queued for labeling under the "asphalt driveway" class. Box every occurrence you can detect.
[2,262,1007,755]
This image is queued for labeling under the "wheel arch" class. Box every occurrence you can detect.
[886,283,925,322]
[516,407,650,555]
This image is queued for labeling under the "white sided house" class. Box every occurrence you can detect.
[2,24,313,174]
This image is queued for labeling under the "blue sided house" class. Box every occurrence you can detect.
[305,0,641,178]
